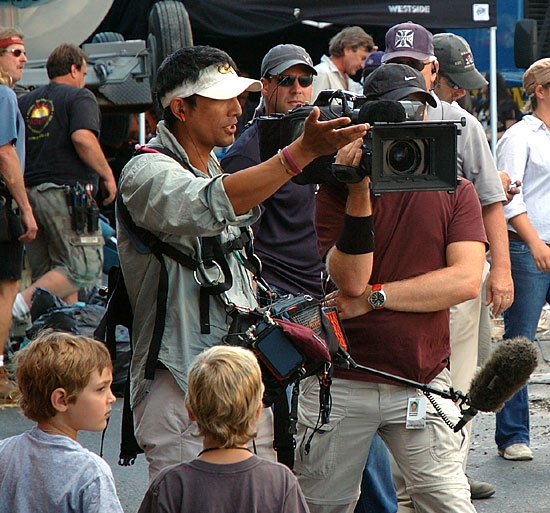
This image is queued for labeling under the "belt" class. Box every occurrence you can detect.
[508,230,550,246]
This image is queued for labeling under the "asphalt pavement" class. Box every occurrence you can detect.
[1,338,549,513]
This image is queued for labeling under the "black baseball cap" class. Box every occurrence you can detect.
[261,44,317,77]
[363,64,437,107]
[433,33,487,90]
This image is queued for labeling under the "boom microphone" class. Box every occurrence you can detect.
[468,336,539,413]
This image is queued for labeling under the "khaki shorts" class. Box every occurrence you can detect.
[26,183,103,288]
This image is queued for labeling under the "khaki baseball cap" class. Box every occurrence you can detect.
[523,58,550,96]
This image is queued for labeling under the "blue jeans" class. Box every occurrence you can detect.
[495,239,550,450]
[354,434,397,513]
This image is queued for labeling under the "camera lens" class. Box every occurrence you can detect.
[386,140,422,174]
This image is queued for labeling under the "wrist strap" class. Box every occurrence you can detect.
[336,215,374,254]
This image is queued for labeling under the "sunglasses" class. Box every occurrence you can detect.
[441,74,462,90]
[4,48,26,58]
[276,75,314,88]
[390,58,431,72]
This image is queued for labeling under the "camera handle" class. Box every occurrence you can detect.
[337,347,477,432]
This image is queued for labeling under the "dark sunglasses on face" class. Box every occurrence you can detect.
[276,74,314,88]
[5,48,26,57]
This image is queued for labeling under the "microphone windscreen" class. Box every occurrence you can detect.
[357,100,406,124]
[468,337,539,413]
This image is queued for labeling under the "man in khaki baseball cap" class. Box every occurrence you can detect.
[433,32,487,103]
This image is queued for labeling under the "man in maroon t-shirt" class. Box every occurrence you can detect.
[294,65,487,513]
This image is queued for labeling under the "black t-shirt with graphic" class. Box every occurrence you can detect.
[19,82,101,189]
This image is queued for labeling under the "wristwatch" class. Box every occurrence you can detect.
[367,284,386,310]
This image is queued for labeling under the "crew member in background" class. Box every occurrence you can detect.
[13,43,116,323]
[312,26,376,101]
[222,44,324,302]
[0,27,37,404]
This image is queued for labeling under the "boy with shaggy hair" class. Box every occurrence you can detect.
[138,345,310,513]
[0,331,123,512]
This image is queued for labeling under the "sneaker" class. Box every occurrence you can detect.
[9,311,32,340]
[498,443,533,461]
[0,366,17,405]
[467,476,495,499]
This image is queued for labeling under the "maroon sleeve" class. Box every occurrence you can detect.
[447,178,488,248]
[314,183,348,260]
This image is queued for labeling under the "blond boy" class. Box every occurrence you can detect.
[0,331,123,512]
[138,345,310,513]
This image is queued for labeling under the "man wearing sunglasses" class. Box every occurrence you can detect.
[0,27,37,405]
[222,44,325,303]
[312,26,376,102]
[379,22,511,503]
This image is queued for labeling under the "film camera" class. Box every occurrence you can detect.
[257,90,465,194]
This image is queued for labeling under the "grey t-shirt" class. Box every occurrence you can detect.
[0,427,123,513]
[427,94,506,207]
[138,454,310,513]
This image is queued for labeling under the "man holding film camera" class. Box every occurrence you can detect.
[293,63,487,513]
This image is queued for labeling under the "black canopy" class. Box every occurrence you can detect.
[94,1,497,77]
[183,0,496,37]
[97,0,496,40]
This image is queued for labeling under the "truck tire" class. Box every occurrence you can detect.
[91,31,125,44]
[148,1,193,80]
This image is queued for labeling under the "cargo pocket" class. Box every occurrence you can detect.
[425,373,468,463]
[294,376,349,478]
[68,235,103,284]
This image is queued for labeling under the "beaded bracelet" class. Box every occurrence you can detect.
[281,146,303,176]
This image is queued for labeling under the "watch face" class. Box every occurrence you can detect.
[369,291,385,308]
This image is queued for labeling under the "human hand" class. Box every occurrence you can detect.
[101,177,117,205]
[499,171,521,205]
[485,267,514,316]
[295,107,368,161]
[530,241,550,273]
[335,139,371,194]
[324,288,372,320]
[18,208,38,243]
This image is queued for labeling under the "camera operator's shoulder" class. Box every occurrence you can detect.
[440,100,479,126]
[454,176,481,204]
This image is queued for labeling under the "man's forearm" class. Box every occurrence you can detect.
[383,265,482,312]
[71,129,115,182]
[333,240,486,320]
[482,202,510,273]
[326,186,373,296]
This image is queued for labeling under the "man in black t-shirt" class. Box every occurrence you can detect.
[222,44,324,303]
[13,44,116,321]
